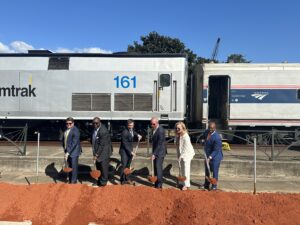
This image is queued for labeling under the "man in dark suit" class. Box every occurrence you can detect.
[92,117,112,186]
[62,117,82,184]
[202,121,223,190]
[150,117,167,188]
[119,119,142,184]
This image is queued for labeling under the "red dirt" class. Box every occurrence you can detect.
[0,183,299,225]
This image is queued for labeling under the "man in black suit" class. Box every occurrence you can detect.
[91,117,112,186]
[119,119,142,185]
[62,117,82,184]
[150,117,167,188]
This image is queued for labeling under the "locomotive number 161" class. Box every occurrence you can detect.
[114,75,137,88]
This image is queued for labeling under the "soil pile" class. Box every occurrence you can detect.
[0,183,299,225]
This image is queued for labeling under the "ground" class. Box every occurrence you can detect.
[0,183,300,225]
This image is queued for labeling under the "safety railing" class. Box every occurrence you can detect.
[145,127,300,161]
[0,124,28,156]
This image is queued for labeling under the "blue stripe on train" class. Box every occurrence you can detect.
[203,89,300,103]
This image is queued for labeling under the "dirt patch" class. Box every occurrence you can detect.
[0,183,299,225]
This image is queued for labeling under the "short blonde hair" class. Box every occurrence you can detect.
[175,121,188,134]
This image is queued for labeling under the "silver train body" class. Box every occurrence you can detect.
[0,53,187,123]
[1,52,299,139]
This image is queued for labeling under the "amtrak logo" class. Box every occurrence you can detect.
[251,92,269,100]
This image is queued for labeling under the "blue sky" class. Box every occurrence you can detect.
[0,0,299,62]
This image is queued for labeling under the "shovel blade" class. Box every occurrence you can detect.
[177,176,187,182]
[63,167,73,173]
[90,170,101,179]
[124,168,134,175]
[205,176,217,185]
[148,176,157,183]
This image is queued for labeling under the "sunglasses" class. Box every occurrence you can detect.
[66,122,73,125]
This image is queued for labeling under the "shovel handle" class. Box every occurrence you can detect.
[93,159,97,170]
[151,157,154,176]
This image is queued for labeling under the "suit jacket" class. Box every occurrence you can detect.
[93,124,113,162]
[119,128,138,155]
[203,129,223,162]
[152,126,167,158]
[62,126,82,157]
[176,133,195,161]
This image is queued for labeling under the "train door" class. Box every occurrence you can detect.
[157,73,172,112]
[208,75,230,129]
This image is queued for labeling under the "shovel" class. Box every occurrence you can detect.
[177,158,186,182]
[62,157,72,173]
[90,160,101,179]
[147,157,157,183]
[124,140,140,175]
[203,151,217,185]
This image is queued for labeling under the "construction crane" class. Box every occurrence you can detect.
[211,37,221,62]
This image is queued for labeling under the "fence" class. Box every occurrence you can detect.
[145,128,300,161]
[0,124,28,156]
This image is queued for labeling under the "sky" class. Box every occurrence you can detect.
[0,0,299,62]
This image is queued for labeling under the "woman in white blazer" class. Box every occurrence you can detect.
[175,122,195,190]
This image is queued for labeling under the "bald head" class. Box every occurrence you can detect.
[208,121,216,133]
[150,117,159,129]
[92,117,101,128]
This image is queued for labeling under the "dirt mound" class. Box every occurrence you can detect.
[0,183,299,225]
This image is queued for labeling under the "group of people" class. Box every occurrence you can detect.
[62,117,223,191]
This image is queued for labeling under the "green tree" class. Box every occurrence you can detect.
[226,54,250,63]
[127,31,209,73]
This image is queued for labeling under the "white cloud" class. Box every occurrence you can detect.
[79,47,112,54]
[10,41,34,53]
[55,47,112,54]
[0,42,13,53]
[55,47,75,53]
[0,40,112,54]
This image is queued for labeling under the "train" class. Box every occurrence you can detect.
[0,51,300,140]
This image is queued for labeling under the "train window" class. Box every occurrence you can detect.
[298,89,300,100]
[159,74,171,87]
[48,57,69,70]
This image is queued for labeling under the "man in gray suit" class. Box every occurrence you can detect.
[92,117,112,186]
[62,117,82,184]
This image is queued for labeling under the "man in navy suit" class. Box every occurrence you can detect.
[202,121,223,190]
[62,117,82,184]
[151,117,167,188]
[119,119,142,184]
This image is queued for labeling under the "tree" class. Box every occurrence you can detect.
[127,31,209,74]
[226,54,250,63]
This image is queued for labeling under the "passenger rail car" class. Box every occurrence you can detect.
[198,63,300,137]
